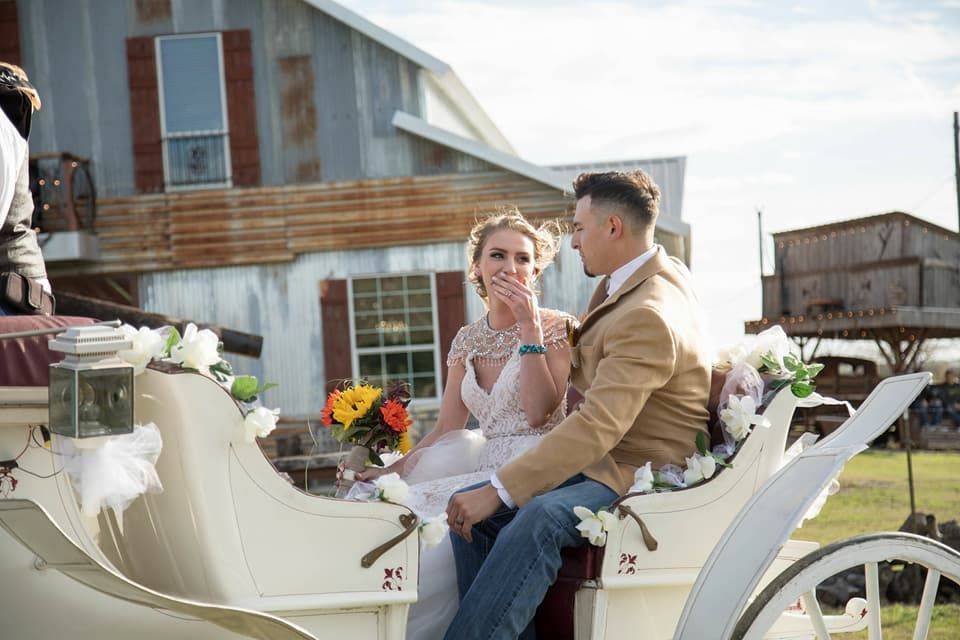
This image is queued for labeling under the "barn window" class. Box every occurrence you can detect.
[348,274,442,401]
[156,33,231,189]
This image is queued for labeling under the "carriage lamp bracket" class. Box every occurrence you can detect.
[617,504,659,551]
[361,513,419,568]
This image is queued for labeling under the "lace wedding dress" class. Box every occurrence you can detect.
[403,309,574,640]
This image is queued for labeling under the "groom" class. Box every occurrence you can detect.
[444,170,712,639]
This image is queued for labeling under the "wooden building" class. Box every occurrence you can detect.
[746,211,960,374]
[5,0,693,480]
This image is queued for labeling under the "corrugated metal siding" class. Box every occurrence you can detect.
[66,171,570,274]
[140,235,600,418]
[17,0,495,197]
[549,156,686,223]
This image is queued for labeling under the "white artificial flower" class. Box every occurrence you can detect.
[243,406,280,442]
[721,395,772,441]
[629,461,655,493]
[169,322,221,372]
[683,453,717,487]
[573,506,617,547]
[745,326,792,371]
[118,325,164,375]
[716,342,749,368]
[374,472,410,504]
[420,514,449,548]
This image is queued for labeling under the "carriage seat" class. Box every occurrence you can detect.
[0,315,96,386]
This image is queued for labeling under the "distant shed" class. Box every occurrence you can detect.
[745,211,960,373]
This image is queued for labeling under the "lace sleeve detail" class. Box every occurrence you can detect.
[446,325,470,367]
[542,310,576,350]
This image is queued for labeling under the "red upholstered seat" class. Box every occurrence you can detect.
[0,316,98,386]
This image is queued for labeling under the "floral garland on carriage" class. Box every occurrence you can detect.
[62,322,284,521]
[573,326,852,547]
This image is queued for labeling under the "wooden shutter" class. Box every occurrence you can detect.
[435,271,466,388]
[222,29,260,187]
[126,37,164,193]
[320,279,352,393]
[0,1,20,66]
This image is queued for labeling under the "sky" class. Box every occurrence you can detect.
[342,0,960,355]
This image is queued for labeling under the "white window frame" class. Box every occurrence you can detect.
[155,32,233,191]
[347,272,443,407]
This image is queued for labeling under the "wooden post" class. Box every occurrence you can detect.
[954,112,960,231]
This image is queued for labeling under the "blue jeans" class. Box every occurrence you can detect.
[0,302,14,316]
[444,475,617,640]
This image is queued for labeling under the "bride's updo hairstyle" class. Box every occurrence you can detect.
[466,207,563,301]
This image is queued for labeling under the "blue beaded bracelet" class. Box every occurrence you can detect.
[519,343,547,355]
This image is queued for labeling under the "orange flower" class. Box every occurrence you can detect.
[321,389,341,427]
[380,399,411,433]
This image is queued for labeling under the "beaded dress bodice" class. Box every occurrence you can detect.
[403,310,575,518]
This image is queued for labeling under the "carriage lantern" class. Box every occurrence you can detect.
[47,325,134,439]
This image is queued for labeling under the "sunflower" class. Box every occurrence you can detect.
[398,431,412,454]
[380,399,411,433]
[332,384,381,428]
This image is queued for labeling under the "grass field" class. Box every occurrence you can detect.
[788,449,960,639]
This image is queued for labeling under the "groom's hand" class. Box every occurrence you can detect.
[446,485,503,543]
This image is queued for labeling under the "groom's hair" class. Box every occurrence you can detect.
[573,170,660,231]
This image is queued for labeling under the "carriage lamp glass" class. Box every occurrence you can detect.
[47,325,135,439]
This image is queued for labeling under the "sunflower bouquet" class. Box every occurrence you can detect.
[322,381,413,497]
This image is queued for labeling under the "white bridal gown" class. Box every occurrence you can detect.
[401,309,574,640]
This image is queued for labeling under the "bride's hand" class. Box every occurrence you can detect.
[355,463,401,483]
[490,273,539,328]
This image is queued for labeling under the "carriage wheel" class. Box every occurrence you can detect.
[732,533,960,640]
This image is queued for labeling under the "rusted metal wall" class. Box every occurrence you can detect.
[17,0,489,197]
[56,171,570,275]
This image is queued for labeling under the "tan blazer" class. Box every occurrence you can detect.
[498,246,712,506]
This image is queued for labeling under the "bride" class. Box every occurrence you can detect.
[354,208,575,640]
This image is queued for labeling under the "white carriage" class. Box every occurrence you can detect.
[0,316,958,640]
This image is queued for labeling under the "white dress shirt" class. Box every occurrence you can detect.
[489,245,662,508]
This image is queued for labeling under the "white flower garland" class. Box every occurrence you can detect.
[117,323,281,442]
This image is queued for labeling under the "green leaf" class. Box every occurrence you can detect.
[791,381,815,398]
[805,363,825,378]
[162,327,182,357]
[760,353,781,372]
[259,382,279,394]
[696,431,709,455]
[782,354,801,372]
[368,449,385,467]
[231,375,260,402]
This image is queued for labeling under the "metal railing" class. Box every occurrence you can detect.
[163,131,231,189]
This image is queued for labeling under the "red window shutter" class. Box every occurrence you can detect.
[126,37,163,193]
[0,1,21,66]
[222,29,260,187]
[435,271,466,388]
[321,279,352,393]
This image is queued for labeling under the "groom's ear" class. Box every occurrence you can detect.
[608,215,625,239]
